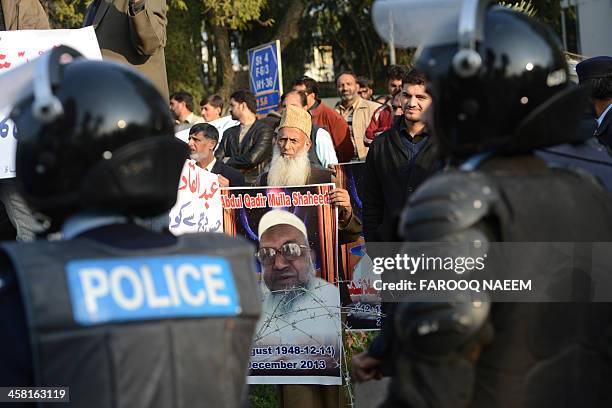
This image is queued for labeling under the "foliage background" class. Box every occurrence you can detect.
[41,0,571,106]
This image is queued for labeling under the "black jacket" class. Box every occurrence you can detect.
[595,105,612,151]
[211,160,245,187]
[215,120,273,185]
[363,121,439,242]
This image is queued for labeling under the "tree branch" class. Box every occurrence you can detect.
[272,0,307,50]
[211,21,235,103]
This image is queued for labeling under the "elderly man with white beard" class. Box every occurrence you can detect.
[255,210,340,346]
[281,91,339,169]
[257,105,361,239]
[255,105,358,408]
[255,210,343,408]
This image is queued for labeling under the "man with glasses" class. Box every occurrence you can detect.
[255,209,341,408]
[256,209,340,341]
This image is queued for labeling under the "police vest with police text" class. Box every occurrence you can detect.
[2,232,260,408]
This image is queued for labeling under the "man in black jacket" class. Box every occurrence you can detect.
[215,89,273,185]
[363,70,439,242]
[188,123,245,187]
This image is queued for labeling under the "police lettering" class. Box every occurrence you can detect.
[78,263,231,315]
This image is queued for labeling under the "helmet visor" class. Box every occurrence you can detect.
[372,0,462,49]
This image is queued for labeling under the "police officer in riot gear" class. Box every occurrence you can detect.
[0,47,260,407]
[535,56,612,193]
[355,1,612,406]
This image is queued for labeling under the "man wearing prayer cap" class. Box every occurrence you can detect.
[257,105,361,241]
[576,56,612,148]
[254,209,342,408]
[258,104,326,186]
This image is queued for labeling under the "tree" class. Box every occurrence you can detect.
[40,0,89,29]
[201,0,271,101]
[165,0,206,103]
[44,0,570,104]
[297,0,390,93]
[168,0,309,103]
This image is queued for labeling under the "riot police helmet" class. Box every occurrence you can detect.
[374,0,589,158]
[9,46,188,224]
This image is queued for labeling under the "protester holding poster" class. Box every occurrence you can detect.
[187,123,245,187]
[222,183,343,403]
[0,2,50,241]
[0,26,104,241]
[258,105,361,243]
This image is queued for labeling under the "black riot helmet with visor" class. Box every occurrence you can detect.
[373,0,590,159]
[3,46,188,228]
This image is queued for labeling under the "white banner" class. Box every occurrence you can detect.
[0,26,102,179]
[175,128,190,144]
[169,160,224,235]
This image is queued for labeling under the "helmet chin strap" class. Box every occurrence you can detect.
[452,0,496,78]
[32,46,84,123]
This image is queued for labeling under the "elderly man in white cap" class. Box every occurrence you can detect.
[255,209,343,408]
[257,210,340,344]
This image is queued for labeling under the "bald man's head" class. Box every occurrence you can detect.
[282,91,308,111]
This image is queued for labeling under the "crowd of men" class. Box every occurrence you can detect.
[173,57,611,246]
[172,64,423,190]
[2,0,612,407]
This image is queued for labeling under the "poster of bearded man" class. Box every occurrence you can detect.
[221,183,342,385]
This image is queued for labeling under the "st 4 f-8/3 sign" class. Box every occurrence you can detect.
[248,40,283,115]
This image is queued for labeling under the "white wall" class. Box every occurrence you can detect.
[578,0,612,57]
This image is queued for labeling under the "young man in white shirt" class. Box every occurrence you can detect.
[199,94,239,148]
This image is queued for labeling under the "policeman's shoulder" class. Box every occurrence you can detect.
[399,171,500,242]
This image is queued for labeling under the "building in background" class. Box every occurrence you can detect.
[304,45,335,83]
[560,0,612,57]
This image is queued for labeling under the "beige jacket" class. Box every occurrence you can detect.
[336,97,380,160]
[84,0,169,100]
[1,0,50,30]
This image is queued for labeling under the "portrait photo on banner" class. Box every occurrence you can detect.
[222,183,342,385]
[333,162,381,331]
